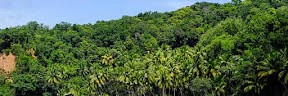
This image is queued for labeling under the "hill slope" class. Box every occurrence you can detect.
[0,0,288,96]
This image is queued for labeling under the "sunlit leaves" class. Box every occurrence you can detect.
[101,55,114,65]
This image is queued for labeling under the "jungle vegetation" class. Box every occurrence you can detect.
[0,0,288,96]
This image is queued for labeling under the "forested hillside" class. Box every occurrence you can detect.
[1,0,288,96]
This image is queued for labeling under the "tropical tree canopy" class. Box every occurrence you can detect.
[0,0,288,96]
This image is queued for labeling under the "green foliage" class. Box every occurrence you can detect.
[0,0,287,96]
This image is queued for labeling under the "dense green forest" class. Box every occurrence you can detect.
[0,0,288,96]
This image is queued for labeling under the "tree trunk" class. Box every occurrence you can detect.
[173,88,176,96]
[98,87,102,96]
[204,90,208,96]
[283,82,288,91]
[192,91,195,96]
[128,87,131,96]
[115,86,118,96]
[169,88,171,95]
[162,87,165,96]
[180,89,183,96]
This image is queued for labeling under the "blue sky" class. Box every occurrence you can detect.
[0,0,231,29]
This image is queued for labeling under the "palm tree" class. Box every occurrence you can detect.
[243,76,266,95]
[257,59,278,79]
[89,73,107,95]
[278,49,288,91]
[46,68,62,85]
[78,60,90,75]
[155,65,173,96]
[63,84,80,96]
[102,55,114,65]
[213,77,227,96]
